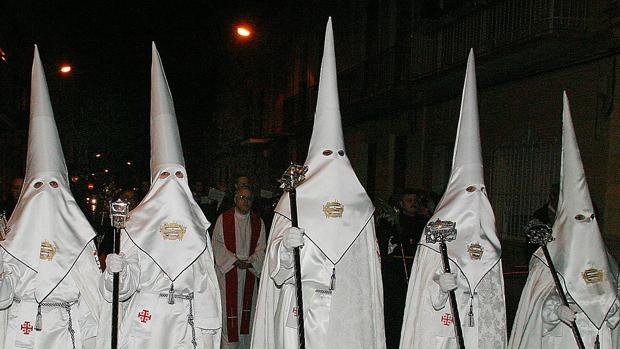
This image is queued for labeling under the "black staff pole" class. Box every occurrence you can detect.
[109,199,129,349]
[425,219,466,349]
[526,221,585,349]
[279,163,308,349]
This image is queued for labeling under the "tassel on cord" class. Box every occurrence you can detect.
[468,297,475,327]
[35,304,42,331]
[168,283,175,305]
[595,333,600,349]
[330,267,336,291]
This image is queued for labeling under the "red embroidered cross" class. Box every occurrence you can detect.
[138,309,152,323]
[21,321,33,335]
[441,313,454,326]
[292,307,299,317]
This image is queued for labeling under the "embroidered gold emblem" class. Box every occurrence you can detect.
[467,243,484,260]
[322,200,344,218]
[582,268,604,284]
[39,240,57,261]
[160,223,187,241]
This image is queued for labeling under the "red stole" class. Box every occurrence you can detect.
[223,208,261,342]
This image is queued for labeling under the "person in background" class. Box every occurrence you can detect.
[212,186,266,348]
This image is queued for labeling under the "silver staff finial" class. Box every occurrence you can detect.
[424,219,457,244]
[109,199,129,229]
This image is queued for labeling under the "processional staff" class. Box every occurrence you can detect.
[424,219,466,349]
[279,163,308,349]
[109,199,129,349]
[525,220,586,349]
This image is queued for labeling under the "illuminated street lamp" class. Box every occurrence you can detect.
[59,64,72,74]
[236,26,252,38]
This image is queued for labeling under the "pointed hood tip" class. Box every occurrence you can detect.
[149,45,185,180]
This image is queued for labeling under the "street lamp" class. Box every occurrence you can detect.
[59,64,72,74]
[236,26,252,38]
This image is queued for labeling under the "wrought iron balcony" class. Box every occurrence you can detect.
[282,0,596,130]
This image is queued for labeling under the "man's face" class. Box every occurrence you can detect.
[234,188,252,214]
[236,176,249,189]
[399,193,417,216]
[10,178,23,200]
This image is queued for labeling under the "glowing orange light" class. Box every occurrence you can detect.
[236,26,251,37]
[126,161,132,166]
[95,153,101,158]
[60,65,72,74]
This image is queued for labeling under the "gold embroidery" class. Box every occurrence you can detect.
[582,268,604,284]
[467,243,484,260]
[322,201,344,218]
[160,223,187,241]
[39,240,57,261]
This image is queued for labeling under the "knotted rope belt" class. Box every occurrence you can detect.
[158,291,197,349]
[14,297,78,349]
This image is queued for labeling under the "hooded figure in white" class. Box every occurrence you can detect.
[508,93,620,349]
[400,50,507,349]
[0,46,102,349]
[99,43,222,349]
[250,18,385,349]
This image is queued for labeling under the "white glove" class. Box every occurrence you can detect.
[282,227,304,251]
[556,304,576,323]
[436,273,458,293]
[105,253,126,274]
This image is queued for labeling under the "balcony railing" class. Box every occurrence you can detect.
[282,0,592,128]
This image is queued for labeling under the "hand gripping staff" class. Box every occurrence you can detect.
[425,219,466,349]
[109,199,129,349]
[526,220,586,349]
[279,163,309,349]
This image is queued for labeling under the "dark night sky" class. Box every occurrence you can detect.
[0,0,295,185]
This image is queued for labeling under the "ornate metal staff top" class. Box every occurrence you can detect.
[279,163,308,192]
[109,199,129,229]
[525,220,554,246]
[425,219,457,243]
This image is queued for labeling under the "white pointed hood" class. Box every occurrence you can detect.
[274,18,374,264]
[538,92,618,328]
[419,50,501,290]
[125,43,210,281]
[0,46,96,301]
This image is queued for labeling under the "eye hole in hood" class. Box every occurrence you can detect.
[322,150,333,156]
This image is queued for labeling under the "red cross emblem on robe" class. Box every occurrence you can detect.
[223,208,261,342]
[21,321,33,335]
[441,313,454,326]
[138,309,152,323]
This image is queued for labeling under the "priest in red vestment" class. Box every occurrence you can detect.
[212,186,267,348]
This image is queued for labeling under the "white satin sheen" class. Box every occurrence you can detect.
[125,166,209,281]
[419,167,501,290]
[251,214,385,349]
[1,175,96,302]
[400,246,507,349]
[509,257,620,349]
[0,244,101,349]
[99,233,221,349]
[538,94,618,328]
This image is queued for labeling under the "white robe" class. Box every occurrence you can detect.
[400,245,507,349]
[212,211,266,348]
[509,256,620,349]
[0,242,101,349]
[98,233,222,349]
[251,214,385,349]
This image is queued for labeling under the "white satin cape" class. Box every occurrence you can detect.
[508,256,620,349]
[399,245,507,349]
[250,214,385,349]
